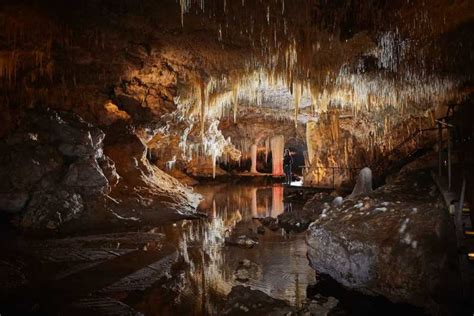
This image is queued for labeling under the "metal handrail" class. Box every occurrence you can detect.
[303,165,363,188]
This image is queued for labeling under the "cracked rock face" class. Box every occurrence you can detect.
[0,109,199,231]
[22,190,85,229]
[0,109,107,229]
[305,171,460,314]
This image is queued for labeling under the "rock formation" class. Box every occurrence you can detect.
[347,167,374,199]
[0,109,199,231]
[306,171,460,313]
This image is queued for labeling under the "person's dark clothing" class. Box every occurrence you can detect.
[283,153,293,184]
[284,154,293,166]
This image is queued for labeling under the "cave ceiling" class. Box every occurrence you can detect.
[0,0,472,131]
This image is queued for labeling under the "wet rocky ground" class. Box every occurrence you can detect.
[0,184,315,315]
[0,179,466,315]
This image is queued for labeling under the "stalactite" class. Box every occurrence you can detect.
[265,137,270,163]
[330,111,340,142]
[344,139,349,166]
[0,51,18,85]
[200,79,206,137]
[232,84,238,123]
[293,81,302,127]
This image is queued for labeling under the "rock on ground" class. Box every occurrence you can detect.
[276,192,334,232]
[221,285,297,315]
[306,171,460,314]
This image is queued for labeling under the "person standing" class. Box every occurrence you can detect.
[283,148,293,185]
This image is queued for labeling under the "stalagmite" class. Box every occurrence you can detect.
[270,135,284,176]
[348,167,373,199]
[250,144,258,173]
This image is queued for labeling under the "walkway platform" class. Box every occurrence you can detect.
[432,171,474,308]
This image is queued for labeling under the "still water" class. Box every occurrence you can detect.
[128,183,315,315]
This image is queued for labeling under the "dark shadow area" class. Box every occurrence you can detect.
[307,274,428,316]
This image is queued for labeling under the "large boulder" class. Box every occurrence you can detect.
[221,285,297,315]
[0,109,110,228]
[0,109,199,231]
[63,157,110,195]
[102,122,200,222]
[21,190,84,229]
[306,171,460,314]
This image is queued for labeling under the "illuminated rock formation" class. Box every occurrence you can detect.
[0,109,199,231]
[271,136,285,176]
[250,144,258,173]
[306,171,460,313]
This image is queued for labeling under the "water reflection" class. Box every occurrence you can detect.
[134,184,315,315]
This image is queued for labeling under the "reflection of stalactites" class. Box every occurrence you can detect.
[295,273,301,308]
[265,195,269,217]
[200,248,207,315]
[271,185,284,217]
[251,187,258,218]
[271,135,284,176]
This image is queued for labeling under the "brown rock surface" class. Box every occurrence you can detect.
[0,109,199,231]
[306,171,460,313]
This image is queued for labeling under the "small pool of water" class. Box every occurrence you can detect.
[128,183,315,315]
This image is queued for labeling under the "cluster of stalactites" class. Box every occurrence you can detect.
[176,0,463,122]
[0,7,64,86]
[202,120,241,178]
[174,1,463,171]
[179,64,458,137]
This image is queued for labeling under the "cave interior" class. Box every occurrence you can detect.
[0,0,473,315]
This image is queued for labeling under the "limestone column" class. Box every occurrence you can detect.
[306,121,316,165]
[250,144,258,173]
[270,135,284,176]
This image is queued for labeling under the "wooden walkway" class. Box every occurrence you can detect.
[432,172,474,308]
